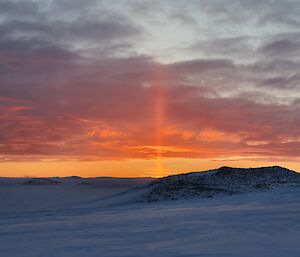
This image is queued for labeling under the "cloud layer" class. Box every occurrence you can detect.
[0,0,300,164]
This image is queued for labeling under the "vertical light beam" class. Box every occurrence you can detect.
[154,85,165,177]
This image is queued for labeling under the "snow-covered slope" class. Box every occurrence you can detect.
[1,184,300,257]
[0,176,154,187]
[1,167,300,257]
[0,176,153,214]
[142,166,300,201]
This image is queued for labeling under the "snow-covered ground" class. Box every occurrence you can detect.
[0,177,153,214]
[1,177,300,257]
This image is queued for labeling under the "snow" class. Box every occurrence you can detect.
[1,174,300,257]
[142,166,300,201]
[0,177,152,214]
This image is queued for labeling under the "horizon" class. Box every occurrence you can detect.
[2,165,299,179]
[1,0,300,178]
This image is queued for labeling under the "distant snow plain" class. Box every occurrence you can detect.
[1,176,300,257]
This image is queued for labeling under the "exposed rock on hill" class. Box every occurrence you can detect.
[142,166,300,201]
[23,178,62,186]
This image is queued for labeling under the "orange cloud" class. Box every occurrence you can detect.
[1,56,300,177]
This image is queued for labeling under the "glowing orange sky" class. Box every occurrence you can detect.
[1,76,300,177]
[1,80,300,177]
[1,158,299,178]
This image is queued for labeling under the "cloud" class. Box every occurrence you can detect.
[189,36,255,60]
[0,0,142,59]
[170,59,235,74]
[259,39,300,57]
[0,54,300,161]
[260,74,300,90]
[0,0,300,163]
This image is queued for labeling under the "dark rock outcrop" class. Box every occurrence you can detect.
[142,166,300,201]
[23,178,62,185]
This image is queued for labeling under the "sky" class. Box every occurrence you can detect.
[1,0,300,177]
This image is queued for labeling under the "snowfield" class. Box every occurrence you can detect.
[1,169,300,257]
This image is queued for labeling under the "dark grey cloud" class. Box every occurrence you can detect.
[0,1,40,17]
[189,36,255,60]
[170,59,235,75]
[260,73,300,90]
[193,0,300,27]
[248,59,300,74]
[0,0,142,58]
[260,13,300,28]
[259,39,300,57]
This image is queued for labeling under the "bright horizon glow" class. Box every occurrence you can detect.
[1,158,300,178]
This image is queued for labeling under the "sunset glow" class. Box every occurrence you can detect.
[1,0,300,177]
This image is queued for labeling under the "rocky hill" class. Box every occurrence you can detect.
[23,178,62,185]
[142,166,300,202]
